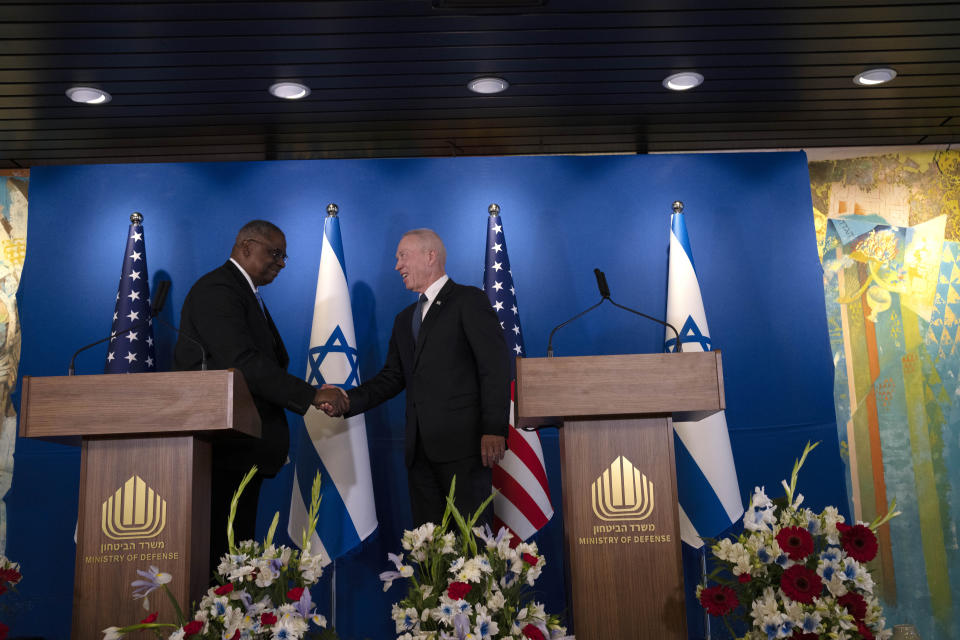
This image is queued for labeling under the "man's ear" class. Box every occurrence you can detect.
[425,249,437,266]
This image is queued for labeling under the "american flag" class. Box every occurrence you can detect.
[105,213,157,373]
[483,206,554,540]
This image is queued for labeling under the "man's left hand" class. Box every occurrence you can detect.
[480,435,507,468]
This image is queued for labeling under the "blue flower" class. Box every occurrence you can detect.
[822,565,835,581]
[757,548,772,563]
[775,553,791,568]
[130,565,172,599]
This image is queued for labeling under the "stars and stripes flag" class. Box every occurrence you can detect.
[665,207,742,547]
[105,213,157,373]
[287,207,377,565]
[484,208,554,540]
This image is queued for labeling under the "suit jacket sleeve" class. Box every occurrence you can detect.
[186,278,316,415]
[345,315,406,416]
[461,287,511,437]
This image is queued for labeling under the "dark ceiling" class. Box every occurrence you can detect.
[2,0,959,168]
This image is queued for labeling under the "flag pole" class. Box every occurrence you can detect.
[673,199,710,640]
[326,202,339,633]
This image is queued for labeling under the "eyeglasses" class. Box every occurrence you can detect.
[247,238,288,262]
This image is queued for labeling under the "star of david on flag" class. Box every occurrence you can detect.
[666,207,742,547]
[105,214,157,373]
[288,209,377,566]
[484,206,554,541]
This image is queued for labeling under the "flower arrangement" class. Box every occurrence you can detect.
[0,555,22,640]
[698,441,899,640]
[104,467,336,640]
[381,479,569,640]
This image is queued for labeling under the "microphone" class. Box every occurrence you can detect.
[68,281,173,375]
[596,269,683,353]
[545,269,682,357]
[146,279,209,371]
[594,268,610,299]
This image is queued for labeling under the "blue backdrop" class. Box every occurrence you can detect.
[7,153,844,638]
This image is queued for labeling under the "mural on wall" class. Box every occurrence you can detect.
[0,173,28,556]
[811,150,960,640]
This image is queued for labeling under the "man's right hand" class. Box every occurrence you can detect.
[313,385,350,416]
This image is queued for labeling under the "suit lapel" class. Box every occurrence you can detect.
[414,279,454,364]
[223,261,286,366]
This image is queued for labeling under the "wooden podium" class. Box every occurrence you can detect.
[19,370,261,640]
[515,352,725,640]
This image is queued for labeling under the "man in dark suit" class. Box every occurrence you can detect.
[174,220,342,574]
[330,228,509,527]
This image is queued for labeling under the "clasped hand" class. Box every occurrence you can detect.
[312,384,350,416]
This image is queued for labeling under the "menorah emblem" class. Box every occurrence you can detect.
[101,475,167,540]
[591,456,655,521]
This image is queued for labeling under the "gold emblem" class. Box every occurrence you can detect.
[102,476,167,540]
[592,456,654,521]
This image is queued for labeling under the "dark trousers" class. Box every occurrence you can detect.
[209,465,264,581]
[407,432,493,529]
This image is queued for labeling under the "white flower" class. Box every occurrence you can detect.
[101,627,124,640]
[167,630,185,640]
[744,486,777,532]
[486,588,505,612]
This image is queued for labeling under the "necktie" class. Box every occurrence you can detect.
[411,293,427,340]
[255,290,267,317]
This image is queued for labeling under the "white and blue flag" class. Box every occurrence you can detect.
[665,209,742,548]
[287,210,377,564]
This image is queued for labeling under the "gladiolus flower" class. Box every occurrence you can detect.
[522,553,539,566]
[182,620,203,637]
[140,612,158,624]
[214,583,234,595]
[699,585,739,616]
[857,621,875,640]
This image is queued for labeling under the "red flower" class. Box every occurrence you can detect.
[837,522,851,534]
[140,612,158,624]
[838,592,868,620]
[522,553,539,566]
[0,584,7,596]
[0,568,21,584]
[788,633,818,640]
[737,573,752,583]
[182,620,204,637]
[776,526,815,560]
[261,612,278,626]
[214,583,234,595]
[521,624,546,640]
[448,581,472,600]
[287,586,305,601]
[841,524,879,563]
[229,631,241,640]
[780,565,823,604]
[0,622,9,640]
[857,621,875,640]
[699,585,739,616]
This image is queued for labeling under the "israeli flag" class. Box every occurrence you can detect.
[666,210,743,548]
[287,211,377,564]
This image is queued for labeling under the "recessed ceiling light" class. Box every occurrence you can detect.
[269,82,311,100]
[66,86,111,104]
[468,77,509,94]
[853,68,897,86]
[662,72,704,91]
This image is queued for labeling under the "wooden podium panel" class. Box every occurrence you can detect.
[516,353,724,640]
[19,370,260,640]
[73,436,211,637]
[560,416,686,639]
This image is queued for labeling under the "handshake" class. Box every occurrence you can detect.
[312,384,350,417]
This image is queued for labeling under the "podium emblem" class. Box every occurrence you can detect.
[101,475,167,540]
[592,456,655,521]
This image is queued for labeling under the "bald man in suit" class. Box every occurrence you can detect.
[327,228,510,527]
